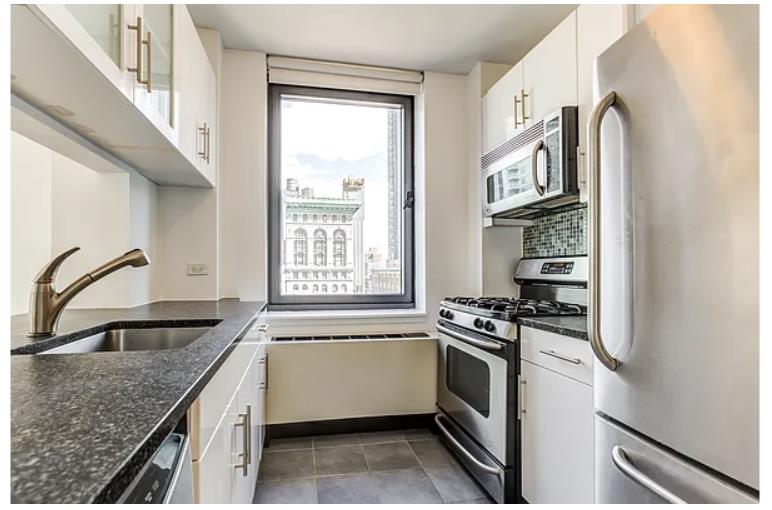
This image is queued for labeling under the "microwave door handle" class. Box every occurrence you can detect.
[531,139,545,196]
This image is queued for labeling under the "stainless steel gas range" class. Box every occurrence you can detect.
[434,256,587,503]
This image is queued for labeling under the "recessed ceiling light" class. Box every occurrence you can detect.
[45,104,75,117]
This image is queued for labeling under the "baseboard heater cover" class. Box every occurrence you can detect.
[267,413,437,440]
[272,332,430,342]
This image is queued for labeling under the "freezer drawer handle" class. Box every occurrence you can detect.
[588,90,621,371]
[611,446,687,504]
[434,414,502,478]
[538,349,581,364]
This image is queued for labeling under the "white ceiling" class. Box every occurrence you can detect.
[188,4,577,74]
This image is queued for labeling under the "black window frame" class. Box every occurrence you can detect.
[268,84,415,310]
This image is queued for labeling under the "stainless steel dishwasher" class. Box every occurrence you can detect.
[118,431,194,504]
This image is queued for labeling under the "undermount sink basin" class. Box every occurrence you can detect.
[40,326,213,354]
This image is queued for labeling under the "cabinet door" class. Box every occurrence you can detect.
[195,395,241,504]
[254,347,268,472]
[482,61,523,154]
[35,4,134,100]
[521,359,593,503]
[131,4,174,135]
[174,5,216,182]
[522,10,578,124]
[233,360,258,503]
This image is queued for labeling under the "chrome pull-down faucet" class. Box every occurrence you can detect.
[27,247,150,338]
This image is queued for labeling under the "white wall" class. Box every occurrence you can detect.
[219,49,267,301]
[10,132,52,315]
[266,340,437,424]
[10,131,161,314]
[419,72,478,320]
[466,63,522,297]
[50,152,131,308]
[157,186,219,300]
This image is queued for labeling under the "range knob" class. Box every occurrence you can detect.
[445,310,454,320]
[473,318,484,329]
[484,320,496,333]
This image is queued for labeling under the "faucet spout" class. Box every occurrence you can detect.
[27,247,151,338]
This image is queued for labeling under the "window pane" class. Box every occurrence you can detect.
[279,94,405,297]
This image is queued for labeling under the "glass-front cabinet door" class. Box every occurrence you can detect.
[64,4,122,67]
[131,4,174,132]
[35,4,134,99]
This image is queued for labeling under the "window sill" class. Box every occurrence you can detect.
[264,307,428,325]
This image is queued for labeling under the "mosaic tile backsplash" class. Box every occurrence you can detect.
[522,204,587,257]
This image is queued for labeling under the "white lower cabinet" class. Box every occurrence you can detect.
[191,342,267,504]
[520,327,594,503]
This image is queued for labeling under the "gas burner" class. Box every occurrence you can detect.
[442,296,585,321]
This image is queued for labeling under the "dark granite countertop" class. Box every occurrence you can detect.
[517,315,588,341]
[10,299,266,504]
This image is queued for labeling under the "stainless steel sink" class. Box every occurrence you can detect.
[40,326,212,354]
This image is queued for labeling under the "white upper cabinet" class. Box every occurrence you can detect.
[481,11,577,155]
[176,12,217,183]
[10,4,216,187]
[521,11,578,126]
[482,61,523,154]
[130,5,175,135]
[37,5,135,100]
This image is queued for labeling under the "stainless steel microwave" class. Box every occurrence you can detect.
[481,106,579,218]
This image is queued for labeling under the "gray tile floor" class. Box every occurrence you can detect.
[254,429,493,504]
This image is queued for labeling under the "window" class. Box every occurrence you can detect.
[293,229,307,266]
[269,85,414,309]
[313,229,327,266]
[333,230,346,267]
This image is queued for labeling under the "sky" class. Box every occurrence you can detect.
[280,98,400,259]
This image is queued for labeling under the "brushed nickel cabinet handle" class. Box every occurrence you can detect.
[126,17,143,83]
[531,139,545,196]
[520,89,530,124]
[143,29,151,93]
[517,376,526,420]
[588,91,621,371]
[245,405,252,465]
[205,126,211,163]
[514,94,522,128]
[197,123,207,159]
[539,349,581,364]
[234,411,249,476]
[611,446,687,504]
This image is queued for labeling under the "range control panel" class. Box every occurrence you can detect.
[540,261,574,275]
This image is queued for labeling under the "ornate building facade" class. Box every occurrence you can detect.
[281,177,364,295]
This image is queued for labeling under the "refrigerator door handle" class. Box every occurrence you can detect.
[588,90,621,371]
[611,446,687,504]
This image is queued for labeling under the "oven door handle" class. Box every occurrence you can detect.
[434,414,503,478]
[436,324,503,351]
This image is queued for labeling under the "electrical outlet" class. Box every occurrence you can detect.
[187,263,208,276]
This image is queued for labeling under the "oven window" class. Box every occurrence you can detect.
[446,346,490,417]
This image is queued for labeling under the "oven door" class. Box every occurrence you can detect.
[436,323,512,464]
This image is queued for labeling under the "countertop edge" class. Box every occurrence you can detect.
[92,306,264,503]
[516,317,589,341]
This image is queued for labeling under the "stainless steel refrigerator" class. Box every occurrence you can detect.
[588,5,759,504]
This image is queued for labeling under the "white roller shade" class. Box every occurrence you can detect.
[267,56,423,96]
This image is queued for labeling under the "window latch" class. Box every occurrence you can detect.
[403,191,415,209]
